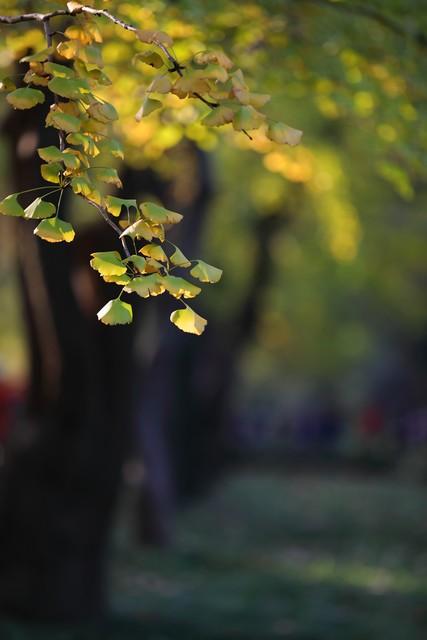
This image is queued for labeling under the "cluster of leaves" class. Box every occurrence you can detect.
[0,1,302,333]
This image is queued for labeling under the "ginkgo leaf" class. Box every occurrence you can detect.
[88,101,118,123]
[66,133,100,156]
[7,87,45,110]
[202,106,234,127]
[140,202,183,225]
[102,274,131,285]
[135,97,162,121]
[104,196,137,218]
[267,122,303,146]
[23,71,49,87]
[140,243,168,262]
[24,197,56,219]
[148,75,172,94]
[133,51,164,68]
[92,168,122,189]
[41,162,62,184]
[162,275,201,299]
[125,255,147,274]
[170,246,191,267]
[136,29,174,47]
[97,299,133,325]
[90,251,127,277]
[233,105,266,131]
[71,176,92,196]
[125,274,165,298]
[34,217,75,243]
[233,89,271,109]
[37,146,63,163]
[143,258,164,274]
[20,47,54,63]
[99,138,124,160]
[47,111,81,133]
[170,307,207,335]
[193,50,233,70]
[48,77,90,100]
[190,260,223,283]
[120,218,153,241]
[0,194,25,217]
[44,62,75,79]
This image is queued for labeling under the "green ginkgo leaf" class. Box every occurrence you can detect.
[170,307,207,335]
[92,168,122,189]
[125,255,147,274]
[202,106,234,127]
[140,243,168,262]
[233,105,265,131]
[41,162,62,184]
[66,133,100,157]
[125,274,165,298]
[266,122,303,146]
[162,275,201,299]
[37,146,63,163]
[135,97,162,121]
[0,194,25,217]
[6,87,45,110]
[24,197,56,219]
[20,47,54,63]
[44,62,76,79]
[120,218,154,241]
[133,50,164,68]
[97,299,133,325]
[48,77,90,100]
[140,202,183,225]
[104,196,137,218]
[99,138,124,159]
[34,217,75,243]
[90,251,127,277]
[47,111,81,133]
[190,260,223,283]
[88,102,118,123]
[170,245,191,267]
[71,176,92,196]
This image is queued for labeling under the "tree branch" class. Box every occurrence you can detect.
[84,198,131,258]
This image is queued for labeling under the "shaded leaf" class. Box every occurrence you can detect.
[120,218,153,241]
[44,62,75,79]
[7,87,45,110]
[140,243,168,262]
[133,51,164,68]
[136,30,173,48]
[47,110,81,132]
[0,194,25,217]
[233,105,266,131]
[41,162,62,184]
[202,106,234,127]
[170,245,191,267]
[105,196,137,218]
[48,77,90,100]
[92,167,122,189]
[135,97,162,121]
[267,122,303,146]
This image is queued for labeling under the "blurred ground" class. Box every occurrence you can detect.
[1,468,426,640]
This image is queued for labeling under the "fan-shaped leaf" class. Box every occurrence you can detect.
[24,197,56,219]
[34,217,75,243]
[170,307,207,335]
[97,299,133,325]
[7,87,45,110]
[125,274,165,298]
[140,243,168,262]
[267,122,303,146]
[190,260,223,283]
[90,251,127,277]
[162,275,201,299]
[0,194,25,217]
[140,202,183,225]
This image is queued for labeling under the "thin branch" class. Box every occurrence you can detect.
[84,198,131,258]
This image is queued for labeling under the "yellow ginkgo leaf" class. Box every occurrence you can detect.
[190,260,223,284]
[170,307,207,335]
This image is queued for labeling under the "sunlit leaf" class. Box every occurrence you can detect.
[135,97,162,121]
[136,30,174,47]
[24,197,56,219]
[104,196,137,218]
[90,251,127,277]
[125,274,165,298]
[6,87,45,110]
[44,62,76,79]
[162,275,201,299]
[170,246,191,267]
[47,110,81,133]
[92,168,122,189]
[88,101,118,123]
[194,50,233,70]
[190,260,223,283]
[125,255,147,274]
[97,299,133,325]
[140,243,168,262]
[170,307,207,335]
[48,77,91,100]
[71,176,92,196]
[34,217,75,243]
[41,162,62,184]
[0,77,16,92]
[140,201,183,225]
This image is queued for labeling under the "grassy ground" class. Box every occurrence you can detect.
[1,469,427,639]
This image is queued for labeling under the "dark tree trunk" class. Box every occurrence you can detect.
[0,105,134,620]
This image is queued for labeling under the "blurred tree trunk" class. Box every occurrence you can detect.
[0,106,134,619]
